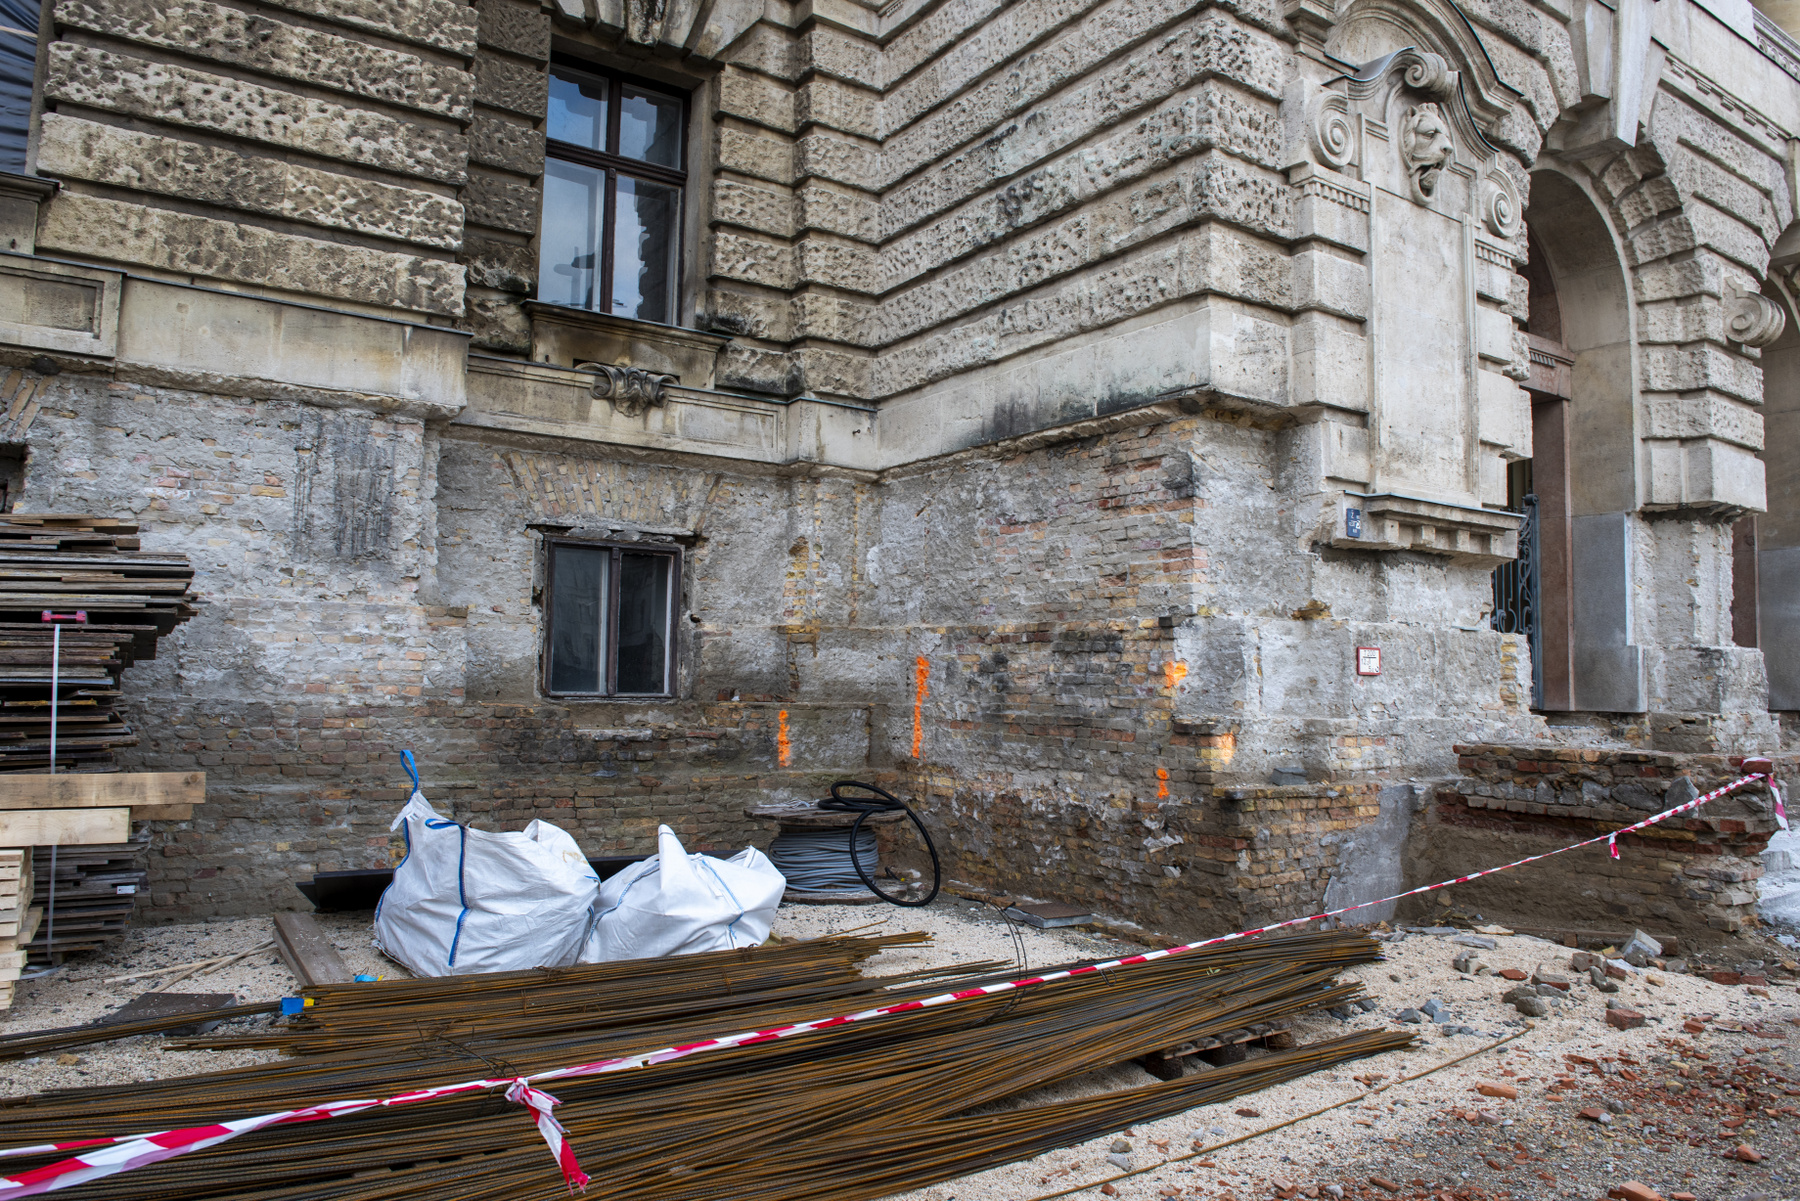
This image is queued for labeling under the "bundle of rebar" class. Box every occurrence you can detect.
[0,927,1407,1200]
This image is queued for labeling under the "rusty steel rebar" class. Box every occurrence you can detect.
[0,927,1406,1201]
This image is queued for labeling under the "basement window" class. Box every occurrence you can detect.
[543,541,677,697]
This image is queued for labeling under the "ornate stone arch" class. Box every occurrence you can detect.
[546,0,765,61]
[1326,0,1523,134]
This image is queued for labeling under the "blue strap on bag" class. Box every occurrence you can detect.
[395,749,471,969]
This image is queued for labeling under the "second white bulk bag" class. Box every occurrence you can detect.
[583,824,785,962]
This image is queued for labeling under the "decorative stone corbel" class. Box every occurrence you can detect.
[579,362,678,417]
[1283,0,1337,49]
[1556,0,1656,158]
[1723,279,1787,348]
[1400,102,1455,201]
[1397,51,1455,97]
[1723,278,1787,348]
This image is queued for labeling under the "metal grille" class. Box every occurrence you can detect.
[1490,495,1542,709]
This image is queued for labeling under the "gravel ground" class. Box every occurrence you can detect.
[0,913,405,1098]
[881,918,1800,1201]
[0,900,1795,1201]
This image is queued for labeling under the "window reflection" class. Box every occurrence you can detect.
[619,87,683,168]
[539,160,605,309]
[539,67,686,323]
[612,177,680,324]
[547,71,607,152]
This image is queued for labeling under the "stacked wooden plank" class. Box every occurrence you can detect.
[24,830,152,964]
[0,514,196,773]
[0,848,38,1007]
[0,774,205,973]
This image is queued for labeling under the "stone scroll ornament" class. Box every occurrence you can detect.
[1400,101,1455,202]
[1480,168,1522,239]
[1309,92,1357,171]
[0,760,1780,1198]
[1723,278,1787,348]
[578,363,679,418]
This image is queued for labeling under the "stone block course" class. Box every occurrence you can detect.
[36,114,464,251]
[260,0,476,56]
[39,192,465,316]
[54,0,473,120]
[476,0,550,59]
[470,113,545,177]
[474,53,547,118]
[462,170,539,236]
[46,44,469,184]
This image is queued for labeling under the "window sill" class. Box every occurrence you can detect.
[523,302,730,388]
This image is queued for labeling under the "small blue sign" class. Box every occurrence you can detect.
[1345,507,1363,539]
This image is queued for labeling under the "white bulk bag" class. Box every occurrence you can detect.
[583,825,786,962]
[374,792,599,977]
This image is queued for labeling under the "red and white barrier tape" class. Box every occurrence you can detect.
[0,760,1781,1197]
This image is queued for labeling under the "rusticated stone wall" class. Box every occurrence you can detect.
[35,0,476,319]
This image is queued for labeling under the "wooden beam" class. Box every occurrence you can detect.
[0,772,204,811]
[272,912,353,987]
[0,808,129,845]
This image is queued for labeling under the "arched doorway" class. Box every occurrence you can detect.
[1502,169,1644,712]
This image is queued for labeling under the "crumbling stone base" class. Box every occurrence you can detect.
[1403,744,1794,946]
[889,774,1384,939]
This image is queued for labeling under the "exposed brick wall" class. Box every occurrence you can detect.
[893,765,1383,938]
[121,695,866,916]
[1406,743,1795,944]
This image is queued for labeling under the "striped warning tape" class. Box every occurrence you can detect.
[0,759,1781,1196]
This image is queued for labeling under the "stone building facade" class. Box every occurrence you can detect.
[0,0,1792,935]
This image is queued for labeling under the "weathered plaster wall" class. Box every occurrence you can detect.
[8,364,1549,919]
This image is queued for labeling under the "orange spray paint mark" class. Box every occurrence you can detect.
[777,709,791,768]
[912,656,930,759]
[1164,660,1188,693]
[1156,766,1169,800]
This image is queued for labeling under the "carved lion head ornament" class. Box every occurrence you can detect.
[1400,102,1455,201]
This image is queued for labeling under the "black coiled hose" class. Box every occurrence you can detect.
[819,780,941,907]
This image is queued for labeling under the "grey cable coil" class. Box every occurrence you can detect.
[766,827,879,892]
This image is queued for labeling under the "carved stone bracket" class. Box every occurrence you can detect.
[1723,278,1787,348]
[578,362,678,417]
[1284,0,1338,48]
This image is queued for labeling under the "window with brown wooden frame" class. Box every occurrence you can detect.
[537,60,687,325]
[543,540,678,697]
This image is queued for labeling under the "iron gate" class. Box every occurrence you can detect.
[1490,495,1542,709]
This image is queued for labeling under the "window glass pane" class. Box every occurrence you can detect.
[611,176,679,324]
[615,553,670,694]
[547,69,608,152]
[618,86,682,168]
[0,0,36,175]
[549,546,608,693]
[539,159,606,309]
